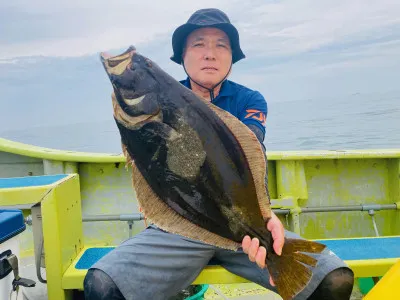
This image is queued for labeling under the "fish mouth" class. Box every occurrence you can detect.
[100,45,136,70]
[100,45,136,59]
[100,51,113,59]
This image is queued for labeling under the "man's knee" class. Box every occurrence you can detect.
[83,268,125,300]
[308,267,354,300]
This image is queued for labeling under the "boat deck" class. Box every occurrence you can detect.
[1,139,400,299]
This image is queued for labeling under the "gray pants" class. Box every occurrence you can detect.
[92,225,348,300]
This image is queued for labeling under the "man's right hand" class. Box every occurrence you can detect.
[242,211,285,286]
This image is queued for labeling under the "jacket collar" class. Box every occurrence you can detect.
[180,77,234,97]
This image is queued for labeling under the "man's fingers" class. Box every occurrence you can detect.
[272,228,284,256]
[255,246,266,268]
[242,235,251,254]
[248,238,259,262]
[273,240,284,256]
[268,219,284,256]
[269,277,275,287]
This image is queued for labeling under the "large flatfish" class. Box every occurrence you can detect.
[100,46,326,300]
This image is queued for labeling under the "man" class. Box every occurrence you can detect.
[84,8,354,300]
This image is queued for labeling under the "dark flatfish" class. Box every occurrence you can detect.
[99,46,326,300]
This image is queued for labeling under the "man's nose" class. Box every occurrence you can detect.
[203,46,216,60]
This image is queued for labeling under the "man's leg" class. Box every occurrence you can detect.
[214,230,354,300]
[83,225,216,300]
[84,268,124,300]
[307,267,354,300]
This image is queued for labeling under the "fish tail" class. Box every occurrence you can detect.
[264,237,326,300]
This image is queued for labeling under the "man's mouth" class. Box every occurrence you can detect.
[201,67,218,71]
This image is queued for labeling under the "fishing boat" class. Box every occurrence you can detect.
[0,136,399,300]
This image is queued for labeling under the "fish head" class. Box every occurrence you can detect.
[100,46,161,124]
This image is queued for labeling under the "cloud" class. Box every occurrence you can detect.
[236,0,400,57]
[2,0,400,60]
[0,0,228,58]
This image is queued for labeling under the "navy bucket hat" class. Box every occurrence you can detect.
[170,8,246,64]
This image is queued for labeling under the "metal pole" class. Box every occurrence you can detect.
[272,209,291,215]
[127,220,134,238]
[24,203,397,225]
[368,210,380,237]
[300,204,397,213]
[82,213,144,222]
[368,209,380,284]
[81,210,292,220]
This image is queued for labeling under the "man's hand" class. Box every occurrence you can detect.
[242,211,285,286]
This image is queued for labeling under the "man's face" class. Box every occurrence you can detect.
[182,27,232,89]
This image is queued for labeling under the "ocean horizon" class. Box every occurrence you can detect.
[1,91,399,154]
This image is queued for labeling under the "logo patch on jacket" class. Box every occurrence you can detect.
[245,109,266,125]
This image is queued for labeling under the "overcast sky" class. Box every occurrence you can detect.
[2,0,399,58]
[1,0,400,131]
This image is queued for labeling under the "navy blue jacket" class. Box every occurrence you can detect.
[180,78,268,149]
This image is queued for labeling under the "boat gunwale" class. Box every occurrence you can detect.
[1,137,400,163]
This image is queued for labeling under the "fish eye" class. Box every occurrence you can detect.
[145,59,152,67]
[130,62,139,70]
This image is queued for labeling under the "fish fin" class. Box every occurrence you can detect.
[203,102,271,220]
[121,143,241,250]
[282,237,326,254]
[266,238,327,300]
[289,252,318,267]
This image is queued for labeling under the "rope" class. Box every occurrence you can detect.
[9,286,19,300]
